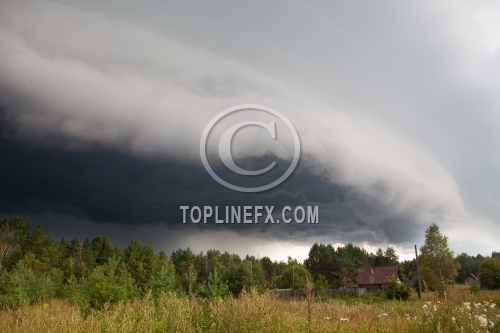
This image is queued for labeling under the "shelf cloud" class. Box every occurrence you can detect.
[0,0,499,260]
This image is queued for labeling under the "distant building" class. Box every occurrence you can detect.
[464,273,480,285]
[357,266,402,291]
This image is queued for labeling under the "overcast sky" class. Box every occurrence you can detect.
[0,0,499,261]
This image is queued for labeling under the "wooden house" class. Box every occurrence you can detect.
[357,266,402,291]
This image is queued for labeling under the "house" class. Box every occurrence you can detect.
[357,266,402,291]
[464,273,480,285]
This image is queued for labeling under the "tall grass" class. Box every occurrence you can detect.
[1,286,499,333]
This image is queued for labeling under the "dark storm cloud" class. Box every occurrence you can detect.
[0,131,425,247]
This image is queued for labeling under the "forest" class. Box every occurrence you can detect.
[0,215,498,311]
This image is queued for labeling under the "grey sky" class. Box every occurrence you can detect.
[0,0,499,261]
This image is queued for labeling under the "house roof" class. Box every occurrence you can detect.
[357,266,401,285]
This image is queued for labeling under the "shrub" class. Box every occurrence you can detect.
[385,276,412,300]
[470,281,480,294]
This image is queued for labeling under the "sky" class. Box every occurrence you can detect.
[0,0,499,262]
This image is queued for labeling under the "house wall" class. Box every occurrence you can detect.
[359,284,388,291]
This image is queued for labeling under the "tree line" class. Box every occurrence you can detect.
[1,216,499,310]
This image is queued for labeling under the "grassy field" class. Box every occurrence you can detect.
[1,286,499,333]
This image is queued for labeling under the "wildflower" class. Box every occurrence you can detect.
[451,317,456,323]
[476,314,488,328]
[422,304,428,309]
[377,313,388,318]
[490,303,496,309]
[340,318,349,322]
[43,303,49,309]
[433,305,437,311]
[324,316,330,320]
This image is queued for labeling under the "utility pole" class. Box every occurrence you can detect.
[415,245,422,299]
[250,260,253,288]
[292,266,295,291]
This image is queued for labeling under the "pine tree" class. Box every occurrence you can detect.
[200,269,228,299]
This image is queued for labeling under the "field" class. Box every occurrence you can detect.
[1,286,499,333]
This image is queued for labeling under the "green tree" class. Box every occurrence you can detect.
[478,257,500,290]
[304,243,334,283]
[0,262,55,308]
[123,239,157,294]
[274,260,312,290]
[229,259,265,295]
[260,256,276,287]
[18,252,51,276]
[0,262,37,308]
[62,274,86,309]
[150,262,176,298]
[219,251,241,285]
[91,236,117,266]
[0,216,31,269]
[330,243,371,288]
[455,253,483,284]
[314,274,329,300]
[419,223,459,297]
[182,268,197,295]
[85,257,138,310]
[199,269,229,299]
[171,247,195,268]
[372,247,399,267]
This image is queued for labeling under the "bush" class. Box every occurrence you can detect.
[470,281,480,294]
[479,257,500,290]
[385,276,412,300]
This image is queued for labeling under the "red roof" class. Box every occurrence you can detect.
[357,266,401,285]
